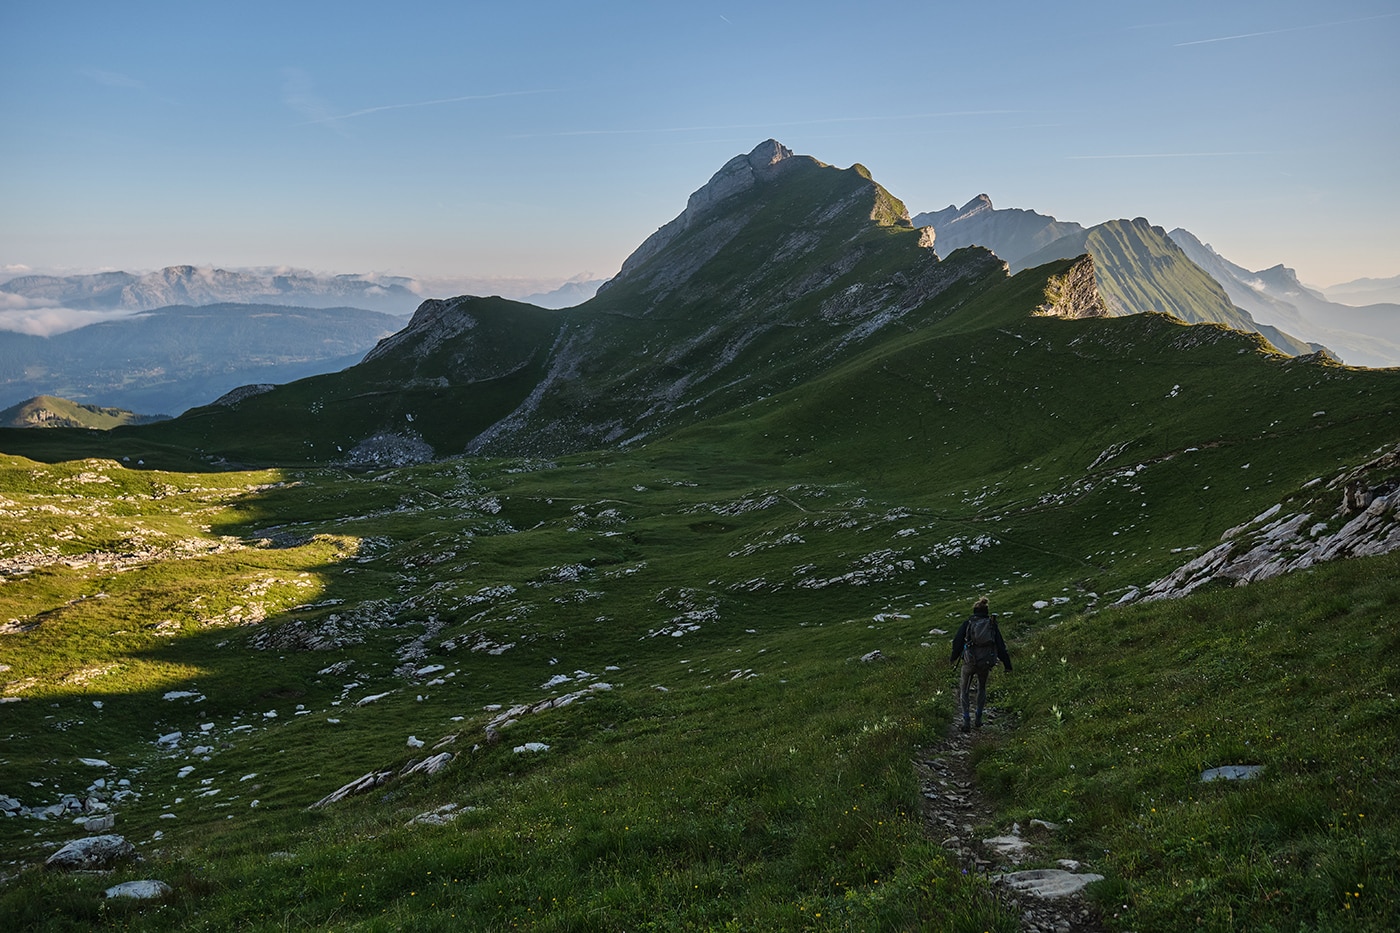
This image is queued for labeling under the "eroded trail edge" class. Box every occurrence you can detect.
[916,710,1108,933]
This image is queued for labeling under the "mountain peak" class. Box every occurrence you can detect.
[745,138,794,172]
[960,194,994,215]
[605,140,819,286]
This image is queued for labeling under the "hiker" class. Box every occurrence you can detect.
[949,597,1011,732]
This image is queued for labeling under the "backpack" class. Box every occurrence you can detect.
[964,615,999,671]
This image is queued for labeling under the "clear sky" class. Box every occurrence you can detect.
[2,0,1397,292]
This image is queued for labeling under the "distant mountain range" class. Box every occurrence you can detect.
[0,265,424,315]
[521,277,608,309]
[0,303,408,416]
[1167,230,1400,369]
[913,196,1397,367]
[1321,273,1400,307]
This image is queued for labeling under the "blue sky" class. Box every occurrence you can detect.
[2,0,1397,292]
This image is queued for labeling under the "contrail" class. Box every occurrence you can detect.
[1175,11,1400,46]
[310,88,557,124]
[509,111,1018,140]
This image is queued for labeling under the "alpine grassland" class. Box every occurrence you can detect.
[1,143,1397,929]
[2,291,1397,930]
[979,553,1399,931]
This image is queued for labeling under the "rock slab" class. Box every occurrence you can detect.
[45,834,136,870]
[104,880,171,900]
[995,868,1105,899]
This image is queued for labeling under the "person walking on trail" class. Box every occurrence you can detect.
[949,597,1012,732]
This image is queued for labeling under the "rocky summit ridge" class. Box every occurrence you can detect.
[602,140,811,288]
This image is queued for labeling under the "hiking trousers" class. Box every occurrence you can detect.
[959,661,991,726]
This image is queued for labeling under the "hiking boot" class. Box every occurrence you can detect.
[974,719,982,730]
[959,721,970,733]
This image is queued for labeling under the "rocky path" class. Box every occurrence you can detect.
[917,709,1108,933]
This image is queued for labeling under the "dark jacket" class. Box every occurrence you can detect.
[949,612,1012,671]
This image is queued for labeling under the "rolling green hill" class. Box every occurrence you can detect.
[0,141,1396,932]
[0,395,168,429]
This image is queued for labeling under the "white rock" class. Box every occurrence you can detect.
[994,869,1104,898]
[357,692,392,706]
[45,834,136,870]
[1200,765,1263,782]
[406,736,425,748]
[156,731,182,746]
[77,757,110,767]
[984,834,1032,859]
[104,880,171,900]
[83,814,116,832]
[402,752,453,776]
[513,742,550,754]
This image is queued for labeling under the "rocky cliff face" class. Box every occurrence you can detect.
[1034,255,1109,320]
[362,298,476,364]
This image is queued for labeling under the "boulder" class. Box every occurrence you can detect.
[45,834,136,871]
[103,880,171,900]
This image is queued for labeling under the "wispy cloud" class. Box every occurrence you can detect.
[82,68,144,88]
[1066,151,1272,160]
[317,88,556,123]
[508,111,1018,140]
[282,68,344,133]
[1175,11,1400,47]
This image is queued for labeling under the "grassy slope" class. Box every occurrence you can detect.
[117,297,566,466]
[0,261,1396,930]
[982,552,1399,931]
[0,396,162,430]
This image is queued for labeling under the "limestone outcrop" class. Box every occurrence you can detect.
[1122,442,1400,603]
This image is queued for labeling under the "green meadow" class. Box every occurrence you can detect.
[2,294,1397,930]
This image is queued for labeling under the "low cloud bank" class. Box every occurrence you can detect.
[0,301,138,337]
